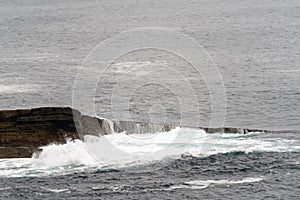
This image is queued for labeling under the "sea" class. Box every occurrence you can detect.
[0,0,300,199]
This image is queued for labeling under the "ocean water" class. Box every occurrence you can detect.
[0,128,300,199]
[1,0,300,199]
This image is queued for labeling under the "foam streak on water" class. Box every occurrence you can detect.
[0,84,41,94]
[167,177,264,190]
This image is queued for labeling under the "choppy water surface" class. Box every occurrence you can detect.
[0,128,300,199]
[0,0,300,199]
[1,0,300,130]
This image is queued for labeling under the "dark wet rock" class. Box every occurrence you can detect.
[0,107,79,158]
[0,107,266,158]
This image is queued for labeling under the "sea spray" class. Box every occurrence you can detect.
[0,128,299,177]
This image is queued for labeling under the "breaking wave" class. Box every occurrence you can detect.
[0,127,299,177]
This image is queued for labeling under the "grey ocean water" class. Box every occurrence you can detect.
[1,0,299,130]
[0,0,300,199]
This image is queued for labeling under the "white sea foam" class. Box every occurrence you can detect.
[0,187,12,191]
[0,84,41,94]
[41,187,70,193]
[33,139,98,167]
[167,177,264,190]
[276,69,300,73]
[111,61,168,75]
[0,127,299,177]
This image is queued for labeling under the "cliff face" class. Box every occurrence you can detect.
[0,107,171,158]
[0,107,265,158]
[0,107,79,158]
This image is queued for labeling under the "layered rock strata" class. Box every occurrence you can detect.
[0,107,265,158]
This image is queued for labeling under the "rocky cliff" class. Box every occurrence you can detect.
[0,107,265,158]
[0,107,169,158]
[0,107,76,158]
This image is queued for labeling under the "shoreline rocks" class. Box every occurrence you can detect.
[0,107,266,158]
[0,107,79,158]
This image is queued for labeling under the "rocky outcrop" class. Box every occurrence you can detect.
[0,107,168,158]
[0,107,266,158]
[0,107,78,158]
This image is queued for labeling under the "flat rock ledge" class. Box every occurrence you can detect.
[0,107,265,158]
